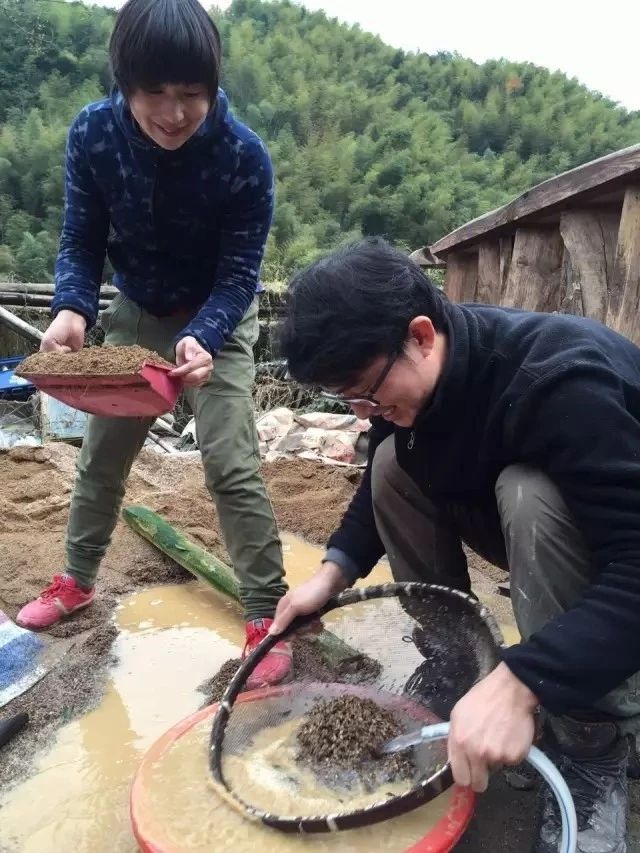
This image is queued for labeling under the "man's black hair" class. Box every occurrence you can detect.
[280,237,449,388]
[110,0,222,102]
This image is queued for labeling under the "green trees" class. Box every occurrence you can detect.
[1,0,639,284]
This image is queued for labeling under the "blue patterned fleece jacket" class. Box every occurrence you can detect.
[52,88,274,355]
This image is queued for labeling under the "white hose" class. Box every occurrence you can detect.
[417,722,578,853]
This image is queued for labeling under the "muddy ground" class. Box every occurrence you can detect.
[0,444,637,851]
[0,446,371,789]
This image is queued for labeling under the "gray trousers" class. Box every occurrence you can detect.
[371,435,640,723]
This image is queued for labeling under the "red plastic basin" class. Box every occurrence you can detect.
[130,691,475,853]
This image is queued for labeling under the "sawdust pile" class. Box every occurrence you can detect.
[16,345,171,377]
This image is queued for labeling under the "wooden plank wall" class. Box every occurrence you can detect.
[442,185,640,345]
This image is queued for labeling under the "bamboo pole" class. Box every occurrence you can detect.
[146,431,177,453]
[0,293,109,310]
[0,305,43,344]
[121,505,360,666]
[0,281,117,297]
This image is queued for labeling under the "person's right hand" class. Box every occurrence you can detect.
[41,310,87,353]
[269,561,349,636]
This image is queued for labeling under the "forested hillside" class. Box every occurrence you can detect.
[1,0,639,282]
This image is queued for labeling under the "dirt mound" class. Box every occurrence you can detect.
[0,446,187,638]
[198,636,377,706]
[262,458,361,544]
[133,455,361,551]
[0,448,358,634]
[16,345,171,376]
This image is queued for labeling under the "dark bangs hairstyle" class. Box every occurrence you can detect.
[279,237,449,390]
[109,0,222,103]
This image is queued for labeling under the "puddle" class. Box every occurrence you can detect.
[0,535,392,852]
[0,599,240,852]
[0,534,517,852]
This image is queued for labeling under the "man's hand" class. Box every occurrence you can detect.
[171,336,214,387]
[448,662,538,792]
[269,561,349,636]
[41,310,86,353]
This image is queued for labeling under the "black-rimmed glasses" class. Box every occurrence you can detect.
[319,351,399,409]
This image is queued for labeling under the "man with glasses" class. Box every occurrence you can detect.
[271,237,640,853]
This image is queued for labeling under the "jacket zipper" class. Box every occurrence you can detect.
[408,430,415,450]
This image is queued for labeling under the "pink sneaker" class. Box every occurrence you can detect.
[16,574,95,630]
[243,618,293,689]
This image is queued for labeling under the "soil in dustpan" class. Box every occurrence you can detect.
[16,345,172,377]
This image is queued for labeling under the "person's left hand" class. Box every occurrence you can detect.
[447,662,539,792]
[171,336,214,387]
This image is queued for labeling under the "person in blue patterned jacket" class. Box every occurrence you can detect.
[17,0,292,687]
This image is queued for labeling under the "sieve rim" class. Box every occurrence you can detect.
[209,582,503,833]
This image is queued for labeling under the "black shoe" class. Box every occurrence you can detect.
[534,715,628,853]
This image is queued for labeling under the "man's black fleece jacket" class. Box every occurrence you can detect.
[325,303,640,714]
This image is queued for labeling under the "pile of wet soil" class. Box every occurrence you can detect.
[296,695,415,790]
[198,637,380,705]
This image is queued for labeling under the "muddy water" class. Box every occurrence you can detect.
[0,596,239,853]
[141,712,453,853]
[0,535,392,852]
[0,534,518,852]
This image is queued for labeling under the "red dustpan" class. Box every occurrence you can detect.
[21,361,182,417]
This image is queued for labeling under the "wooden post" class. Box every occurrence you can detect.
[502,228,564,312]
[477,239,512,305]
[499,237,513,301]
[559,248,584,316]
[444,253,478,302]
[559,210,619,322]
[476,242,500,305]
[607,186,640,343]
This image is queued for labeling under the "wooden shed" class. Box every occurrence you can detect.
[412,143,640,344]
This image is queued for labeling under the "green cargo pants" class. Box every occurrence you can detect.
[65,293,287,620]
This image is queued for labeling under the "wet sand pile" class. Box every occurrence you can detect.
[199,637,379,705]
[16,345,171,376]
[296,695,415,790]
[200,659,242,704]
